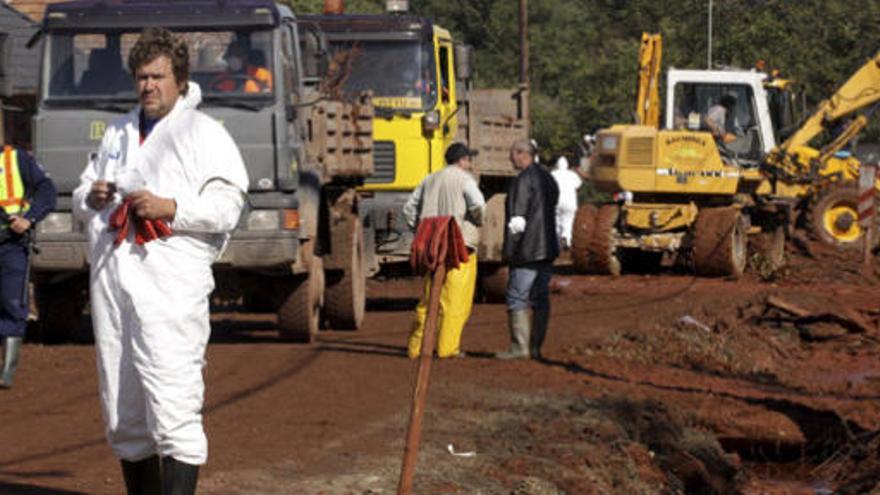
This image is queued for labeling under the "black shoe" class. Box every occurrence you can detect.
[121,455,161,495]
[162,456,199,495]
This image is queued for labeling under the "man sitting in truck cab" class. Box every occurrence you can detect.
[211,39,272,93]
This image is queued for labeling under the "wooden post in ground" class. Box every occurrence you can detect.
[859,162,877,271]
[397,264,447,495]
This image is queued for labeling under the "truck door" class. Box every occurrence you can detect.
[437,40,457,148]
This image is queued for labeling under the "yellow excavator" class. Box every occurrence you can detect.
[571,33,880,277]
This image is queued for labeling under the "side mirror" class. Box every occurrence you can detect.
[454,44,474,81]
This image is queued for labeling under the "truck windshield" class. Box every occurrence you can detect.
[44,30,274,101]
[327,40,436,111]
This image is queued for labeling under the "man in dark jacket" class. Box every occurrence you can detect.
[1,146,57,388]
[496,139,559,360]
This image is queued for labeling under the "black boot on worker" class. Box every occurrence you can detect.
[162,456,199,495]
[121,455,161,495]
[530,306,550,361]
[0,336,22,388]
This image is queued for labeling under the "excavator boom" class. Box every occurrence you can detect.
[782,50,880,150]
[635,33,662,127]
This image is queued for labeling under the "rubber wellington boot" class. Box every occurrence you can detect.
[162,456,199,495]
[121,456,161,495]
[530,306,550,360]
[495,310,531,359]
[0,336,22,388]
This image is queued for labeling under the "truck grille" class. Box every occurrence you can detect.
[366,140,395,184]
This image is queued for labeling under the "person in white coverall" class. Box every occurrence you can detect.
[551,156,582,249]
[72,28,248,495]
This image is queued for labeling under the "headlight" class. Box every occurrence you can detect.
[246,210,280,231]
[600,135,619,152]
[422,110,441,131]
[37,212,73,234]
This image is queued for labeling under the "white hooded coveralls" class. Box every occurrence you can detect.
[73,83,248,465]
[551,157,582,248]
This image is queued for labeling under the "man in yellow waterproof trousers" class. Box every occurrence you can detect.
[403,143,486,358]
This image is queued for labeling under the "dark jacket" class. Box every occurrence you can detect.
[503,163,559,266]
[0,148,57,244]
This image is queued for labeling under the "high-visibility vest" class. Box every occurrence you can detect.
[0,146,29,216]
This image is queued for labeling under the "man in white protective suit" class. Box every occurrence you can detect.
[550,156,582,250]
[72,27,248,495]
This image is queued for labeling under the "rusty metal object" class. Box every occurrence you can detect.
[588,204,622,276]
[457,89,528,179]
[306,92,374,182]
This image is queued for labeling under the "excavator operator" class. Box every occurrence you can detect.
[704,94,739,145]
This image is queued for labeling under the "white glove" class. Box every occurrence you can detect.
[507,216,527,235]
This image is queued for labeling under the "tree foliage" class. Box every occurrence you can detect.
[284,0,880,158]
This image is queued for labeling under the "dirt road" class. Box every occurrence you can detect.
[2,242,880,494]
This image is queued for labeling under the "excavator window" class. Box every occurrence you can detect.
[673,82,763,162]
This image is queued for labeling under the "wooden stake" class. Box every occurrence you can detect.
[398,264,447,495]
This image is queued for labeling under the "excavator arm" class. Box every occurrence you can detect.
[635,33,662,127]
[782,50,880,150]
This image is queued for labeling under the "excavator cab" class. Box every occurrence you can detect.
[666,70,776,167]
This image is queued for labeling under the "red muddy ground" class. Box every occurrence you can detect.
[1,240,879,494]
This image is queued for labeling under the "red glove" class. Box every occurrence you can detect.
[109,198,173,247]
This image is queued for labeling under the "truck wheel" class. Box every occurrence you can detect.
[34,276,90,344]
[479,264,508,303]
[277,256,324,343]
[810,183,862,247]
[587,205,621,276]
[571,204,597,272]
[324,216,366,330]
[693,207,747,278]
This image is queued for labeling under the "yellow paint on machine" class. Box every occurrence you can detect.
[360,31,459,193]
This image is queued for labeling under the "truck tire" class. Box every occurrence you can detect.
[810,183,862,247]
[34,276,90,344]
[277,256,324,343]
[571,204,597,273]
[587,205,621,276]
[479,264,508,303]
[693,207,747,278]
[324,216,366,330]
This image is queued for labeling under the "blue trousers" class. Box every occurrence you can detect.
[506,261,553,312]
[0,242,28,338]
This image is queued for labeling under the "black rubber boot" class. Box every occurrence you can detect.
[161,456,199,495]
[121,455,161,495]
[530,305,550,360]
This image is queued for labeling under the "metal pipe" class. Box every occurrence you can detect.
[519,0,528,86]
[707,0,713,69]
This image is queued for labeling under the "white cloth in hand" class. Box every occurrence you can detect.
[507,216,526,235]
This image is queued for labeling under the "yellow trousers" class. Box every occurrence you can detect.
[408,254,477,359]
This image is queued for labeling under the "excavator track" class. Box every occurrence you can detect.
[587,204,621,276]
[571,204,597,273]
[693,207,747,278]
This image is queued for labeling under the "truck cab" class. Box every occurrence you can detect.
[31,0,372,342]
[299,13,460,269]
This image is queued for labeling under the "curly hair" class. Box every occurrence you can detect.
[128,27,189,91]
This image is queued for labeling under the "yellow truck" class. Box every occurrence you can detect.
[572,33,880,277]
[301,2,527,295]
